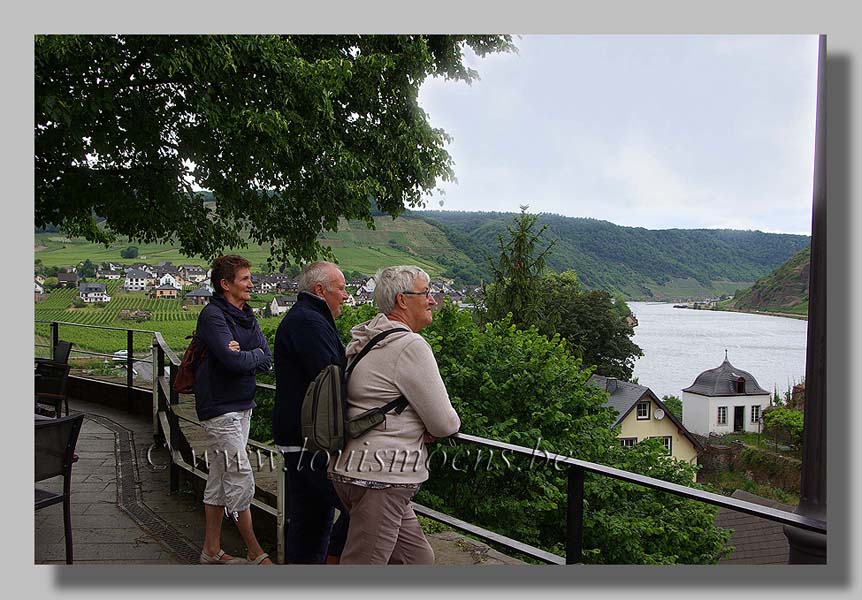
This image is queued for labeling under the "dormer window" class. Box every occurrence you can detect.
[735,377,746,394]
[636,401,650,420]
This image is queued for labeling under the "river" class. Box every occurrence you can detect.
[628,302,809,401]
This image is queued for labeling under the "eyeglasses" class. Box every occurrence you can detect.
[401,289,433,299]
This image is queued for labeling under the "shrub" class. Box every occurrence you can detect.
[762,408,804,447]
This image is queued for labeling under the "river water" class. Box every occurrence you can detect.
[628,302,809,401]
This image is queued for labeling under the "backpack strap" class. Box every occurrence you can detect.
[345,328,410,377]
[344,327,411,418]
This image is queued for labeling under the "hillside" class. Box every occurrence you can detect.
[35,210,809,301]
[722,245,811,316]
[34,214,474,279]
[414,211,810,300]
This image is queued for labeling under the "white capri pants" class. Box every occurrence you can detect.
[200,409,254,513]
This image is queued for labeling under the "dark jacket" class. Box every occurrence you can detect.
[273,291,346,447]
[194,294,272,421]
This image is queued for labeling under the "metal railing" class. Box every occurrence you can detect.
[35,320,828,565]
[145,325,826,566]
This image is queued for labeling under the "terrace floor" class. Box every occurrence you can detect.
[34,395,525,566]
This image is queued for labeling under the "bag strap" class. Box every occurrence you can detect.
[345,328,410,377]
[345,328,411,417]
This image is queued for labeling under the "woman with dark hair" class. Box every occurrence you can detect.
[195,254,273,565]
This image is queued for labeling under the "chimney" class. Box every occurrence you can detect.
[605,377,618,394]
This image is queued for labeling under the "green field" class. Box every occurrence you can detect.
[34,282,289,356]
[34,215,470,277]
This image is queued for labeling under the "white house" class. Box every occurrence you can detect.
[34,281,44,295]
[270,295,297,316]
[361,277,376,294]
[79,282,111,303]
[124,268,151,291]
[681,352,771,437]
[159,273,181,290]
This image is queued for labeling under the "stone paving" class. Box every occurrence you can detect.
[34,396,525,566]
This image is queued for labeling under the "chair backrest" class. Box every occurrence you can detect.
[35,413,84,482]
[35,362,71,397]
[53,340,73,364]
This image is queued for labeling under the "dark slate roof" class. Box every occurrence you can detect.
[79,282,106,293]
[587,374,703,451]
[714,490,793,564]
[125,268,151,279]
[273,294,297,306]
[185,287,212,297]
[682,352,769,397]
[153,284,179,291]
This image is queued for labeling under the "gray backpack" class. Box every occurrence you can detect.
[300,328,409,453]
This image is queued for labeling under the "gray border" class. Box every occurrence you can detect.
[9,1,861,598]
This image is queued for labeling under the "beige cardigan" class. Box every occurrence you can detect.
[328,313,460,485]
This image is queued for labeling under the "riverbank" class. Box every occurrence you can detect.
[671,304,807,321]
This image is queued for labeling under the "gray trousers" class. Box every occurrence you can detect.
[333,482,434,565]
[200,409,254,513]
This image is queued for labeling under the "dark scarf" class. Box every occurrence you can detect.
[210,294,256,329]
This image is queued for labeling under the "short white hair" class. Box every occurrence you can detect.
[298,261,339,292]
[373,266,430,314]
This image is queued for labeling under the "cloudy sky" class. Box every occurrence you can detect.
[416,35,820,235]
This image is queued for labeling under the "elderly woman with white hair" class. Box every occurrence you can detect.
[328,265,460,564]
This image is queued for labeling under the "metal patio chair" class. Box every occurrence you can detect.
[35,413,84,564]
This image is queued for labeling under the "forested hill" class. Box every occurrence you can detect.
[723,245,811,316]
[413,210,810,300]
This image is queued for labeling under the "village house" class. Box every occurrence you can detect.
[681,352,771,437]
[34,281,45,302]
[158,272,181,290]
[57,271,78,289]
[179,265,207,285]
[588,374,702,466]
[79,282,111,303]
[124,268,151,292]
[150,284,179,300]
[269,294,297,316]
[252,274,277,294]
[96,269,123,280]
[34,274,46,285]
[274,277,299,294]
[353,290,375,306]
[184,287,212,306]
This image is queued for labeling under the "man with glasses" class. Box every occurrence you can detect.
[328,265,460,564]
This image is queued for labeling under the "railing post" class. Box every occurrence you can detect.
[153,337,164,446]
[168,362,181,494]
[566,466,585,564]
[126,329,134,413]
[276,451,286,565]
[51,321,59,355]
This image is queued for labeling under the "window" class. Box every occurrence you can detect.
[636,402,650,420]
[751,405,761,424]
[647,436,673,455]
[736,377,746,394]
[620,438,637,448]
[717,406,728,425]
[661,436,672,454]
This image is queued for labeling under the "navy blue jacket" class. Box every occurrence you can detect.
[273,291,346,447]
[194,295,272,421]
